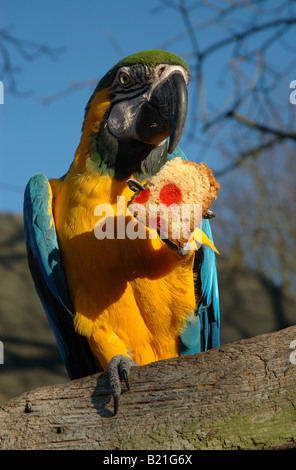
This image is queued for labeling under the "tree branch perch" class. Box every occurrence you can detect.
[1,326,296,450]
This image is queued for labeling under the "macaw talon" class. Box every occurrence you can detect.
[126,179,145,193]
[106,355,138,415]
[204,210,215,219]
[121,369,130,391]
[113,395,119,416]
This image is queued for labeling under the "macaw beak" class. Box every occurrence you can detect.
[136,71,188,154]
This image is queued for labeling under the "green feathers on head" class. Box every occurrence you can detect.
[84,49,189,125]
[92,49,189,95]
[83,50,189,178]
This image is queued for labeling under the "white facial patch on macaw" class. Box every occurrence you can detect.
[107,96,143,139]
[152,64,189,88]
[107,64,188,141]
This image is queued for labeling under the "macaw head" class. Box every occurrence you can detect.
[78,50,189,179]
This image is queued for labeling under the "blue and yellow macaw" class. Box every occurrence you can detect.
[24,50,220,413]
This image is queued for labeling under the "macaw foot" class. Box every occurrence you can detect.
[106,355,138,415]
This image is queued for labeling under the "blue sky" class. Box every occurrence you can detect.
[1,0,295,213]
[1,0,198,212]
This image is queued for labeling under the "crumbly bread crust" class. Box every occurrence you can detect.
[127,157,220,248]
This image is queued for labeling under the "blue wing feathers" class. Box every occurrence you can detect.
[24,148,220,376]
[171,146,220,355]
[24,174,73,316]
[23,173,99,379]
[199,219,220,350]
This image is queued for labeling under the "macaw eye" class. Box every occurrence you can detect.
[119,72,131,86]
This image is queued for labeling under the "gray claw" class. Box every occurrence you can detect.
[121,369,130,390]
[126,179,145,192]
[113,395,119,416]
[106,355,138,415]
[204,209,215,219]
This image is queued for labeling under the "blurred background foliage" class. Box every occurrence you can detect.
[155,0,296,294]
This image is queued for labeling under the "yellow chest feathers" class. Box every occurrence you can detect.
[51,172,196,366]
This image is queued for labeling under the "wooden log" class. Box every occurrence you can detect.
[0,326,296,450]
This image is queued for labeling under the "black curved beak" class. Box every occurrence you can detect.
[136,71,188,154]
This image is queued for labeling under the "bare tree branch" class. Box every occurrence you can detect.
[158,0,296,176]
[1,327,295,450]
[231,112,296,141]
[0,28,64,95]
[215,136,283,177]
[36,78,99,106]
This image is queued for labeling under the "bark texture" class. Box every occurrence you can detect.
[1,326,296,450]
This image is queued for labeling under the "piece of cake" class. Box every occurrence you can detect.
[127,157,220,253]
